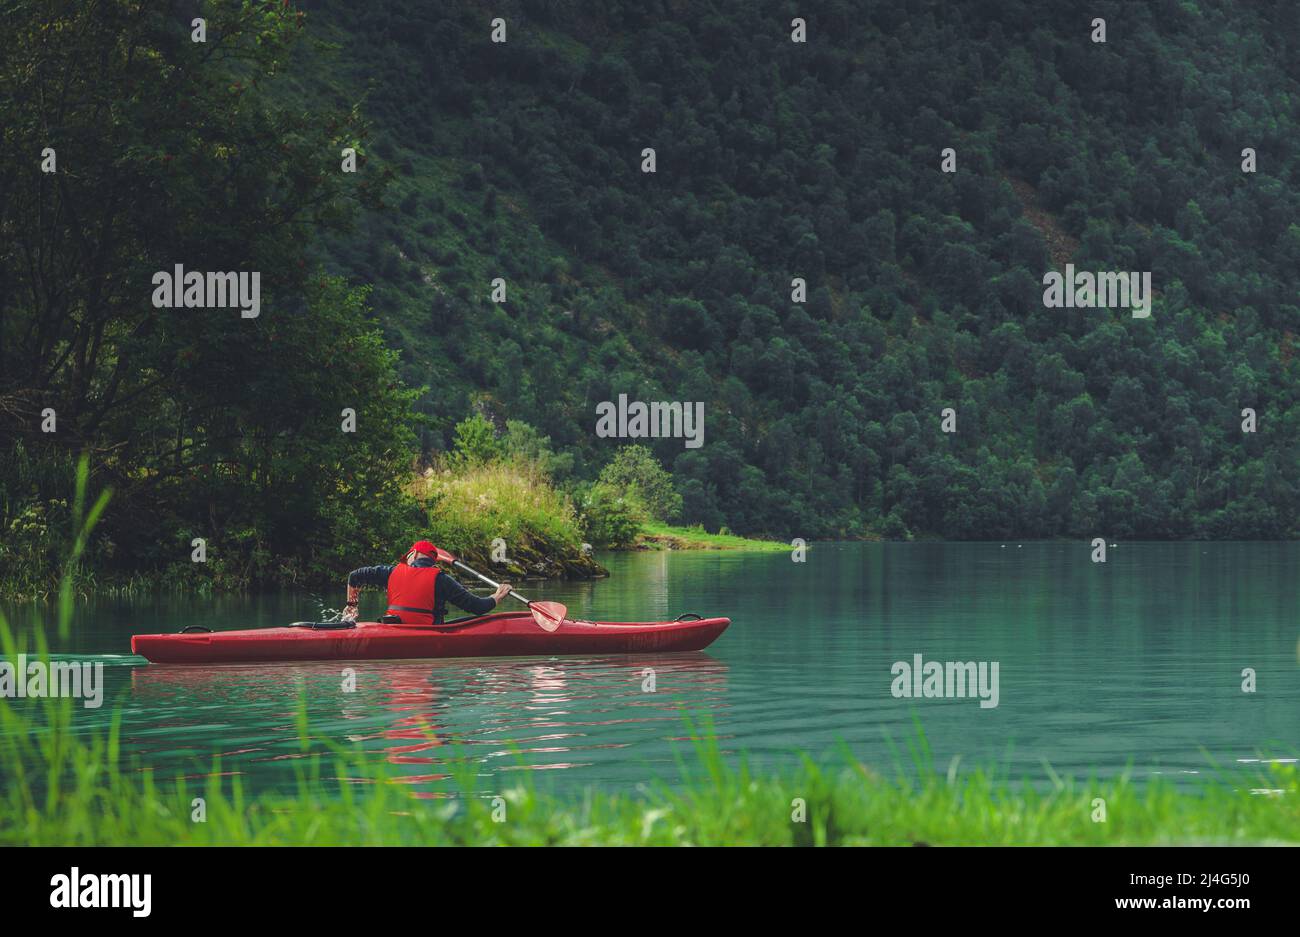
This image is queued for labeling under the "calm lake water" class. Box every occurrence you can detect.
[3,543,1298,798]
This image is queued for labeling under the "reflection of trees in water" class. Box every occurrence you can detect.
[128,655,729,795]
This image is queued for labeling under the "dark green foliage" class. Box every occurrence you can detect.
[449,413,505,467]
[305,0,1298,539]
[597,445,683,522]
[5,0,1298,572]
[576,482,646,548]
[502,420,575,479]
[0,1,418,590]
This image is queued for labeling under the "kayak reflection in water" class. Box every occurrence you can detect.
[342,540,512,625]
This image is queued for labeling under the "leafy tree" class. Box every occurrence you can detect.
[449,414,503,468]
[576,482,644,548]
[500,420,575,478]
[0,0,404,586]
[597,446,683,522]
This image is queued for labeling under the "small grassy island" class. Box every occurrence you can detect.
[636,521,790,552]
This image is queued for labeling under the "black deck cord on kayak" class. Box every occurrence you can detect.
[179,625,213,633]
[674,612,703,621]
[287,621,358,630]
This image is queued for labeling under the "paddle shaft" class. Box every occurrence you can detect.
[450,559,534,606]
[436,550,564,630]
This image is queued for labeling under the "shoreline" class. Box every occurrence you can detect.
[631,522,790,552]
[5,733,1295,846]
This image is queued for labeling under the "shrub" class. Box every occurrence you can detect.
[577,482,645,548]
[449,413,504,468]
[596,445,682,522]
[413,460,583,557]
[501,420,574,479]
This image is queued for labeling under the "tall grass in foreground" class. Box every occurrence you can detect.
[3,463,1299,846]
[3,713,1299,845]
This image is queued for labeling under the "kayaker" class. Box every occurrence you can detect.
[341,540,512,624]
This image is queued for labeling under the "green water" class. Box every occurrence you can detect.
[3,543,1298,797]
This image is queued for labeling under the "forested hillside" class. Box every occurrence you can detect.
[3,1,1298,593]
[298,0,1300,540]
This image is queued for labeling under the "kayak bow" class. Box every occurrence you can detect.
[131,611,730,664]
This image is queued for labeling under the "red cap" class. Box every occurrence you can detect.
[408,540,439,557]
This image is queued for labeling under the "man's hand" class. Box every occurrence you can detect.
[342,584,360,622]
[491,582,512,603]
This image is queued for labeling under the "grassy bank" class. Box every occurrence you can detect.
[1,444,605,599]
[410,461,605,578]
[636,522,790,552]
[4,705,1298,845]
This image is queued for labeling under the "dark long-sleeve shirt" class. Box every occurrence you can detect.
[347,558,497,622]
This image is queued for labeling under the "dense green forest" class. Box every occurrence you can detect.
[306,0,1300,539]
[2,0,1298,590]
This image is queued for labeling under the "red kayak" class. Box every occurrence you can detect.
[131,611,730,664]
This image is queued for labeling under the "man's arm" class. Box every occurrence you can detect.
[348,565,395,589]
[342,565,395,620]
[439,574,506,617]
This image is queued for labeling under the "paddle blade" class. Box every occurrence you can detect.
[530,601,567,632]
[434,547,457,564]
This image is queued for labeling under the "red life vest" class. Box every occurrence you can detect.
[385,564,441,625]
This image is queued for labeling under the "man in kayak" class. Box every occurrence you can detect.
[341,540,512,625]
